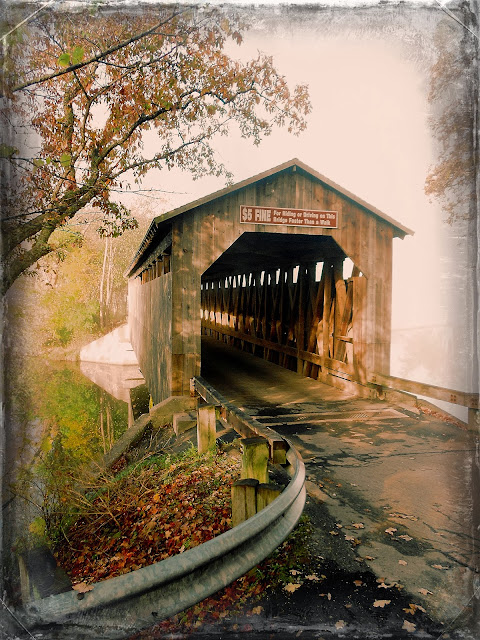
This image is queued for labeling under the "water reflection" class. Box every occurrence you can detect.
[2,356,145,605]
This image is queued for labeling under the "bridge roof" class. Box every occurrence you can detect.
[127,158,413,276]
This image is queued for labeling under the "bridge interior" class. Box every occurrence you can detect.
[201,336,479,627]
[200,231,363,385]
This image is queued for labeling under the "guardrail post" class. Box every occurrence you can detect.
[256,483,282,512]
[269,436,288,464]
[241,436,269,484]
[231,478,259,527]
[197,405,217,453]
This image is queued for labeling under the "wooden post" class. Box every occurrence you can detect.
[231,478,259,527]
[256,483,282,512]
[333,258,346,360]
[197,405,217,453]
[297,265,306,374]
[241,436,269,484]
[468,408,480,431]
[352,275,367,382]
[323,263,332,361]
[269,437,287,465]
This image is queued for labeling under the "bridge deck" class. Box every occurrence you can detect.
[201,336,479,627]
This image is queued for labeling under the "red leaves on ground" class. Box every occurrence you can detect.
[54,452,239,585]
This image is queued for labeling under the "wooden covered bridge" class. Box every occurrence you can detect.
[126,158,415,405]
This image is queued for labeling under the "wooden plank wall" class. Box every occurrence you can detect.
[128,274,172,403]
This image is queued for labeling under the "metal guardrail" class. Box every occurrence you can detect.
[16,393,306,639]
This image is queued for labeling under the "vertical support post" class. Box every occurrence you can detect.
[241,436,269,484]
[297,265,306,374]
[333,258,346,360]
[323,262,332,361]
[269,437,288,465]
[197,405,217,453]
[468,408,480,431]
[352,275,368,382]
[231,479,259,527]
[256,483,282,512]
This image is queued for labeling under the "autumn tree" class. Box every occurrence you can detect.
[0,5,310,294]
[425,2,478,223]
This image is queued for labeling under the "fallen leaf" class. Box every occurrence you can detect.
[404,603,427,615]
[284,582,302,593]
[335,620,346,629]
[352,523,365,529]
[290,569,301,575]
[251,605,263,615]
[399,560,408,566]
[345,535,355,542]
[335,523,343,528]
[398,535,413,541]
[378,582,394,589]
[373,600,391,608]
[329,530,339,536]
[364,555,375,561]
[305,574,320,581]
[72,582,94,593]
[402,620,416,632]
[418,588,433,596]
[353,580,363,587]
[385,528,397,535]
[320,592,332,600]
[432,564,449,570]
[389,512,418,521]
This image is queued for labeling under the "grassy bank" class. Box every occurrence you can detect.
[53,446,241,585]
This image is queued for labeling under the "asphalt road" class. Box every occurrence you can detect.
[201,336,480,636]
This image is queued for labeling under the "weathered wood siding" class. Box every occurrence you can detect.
[128,273,172,402]
[169,167,393,395]
[129,164,398,402]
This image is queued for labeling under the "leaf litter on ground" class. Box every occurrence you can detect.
[54,447,240,585]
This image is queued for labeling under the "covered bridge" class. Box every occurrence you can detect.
[126,159,412,405]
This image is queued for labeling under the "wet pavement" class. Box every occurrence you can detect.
[201,337,480,634]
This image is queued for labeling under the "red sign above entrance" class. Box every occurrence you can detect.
[240,205,338,228]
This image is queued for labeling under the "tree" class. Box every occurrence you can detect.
[425,2,478,224]
[0,5,310,294]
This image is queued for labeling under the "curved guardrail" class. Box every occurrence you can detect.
[16,403,305,639]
